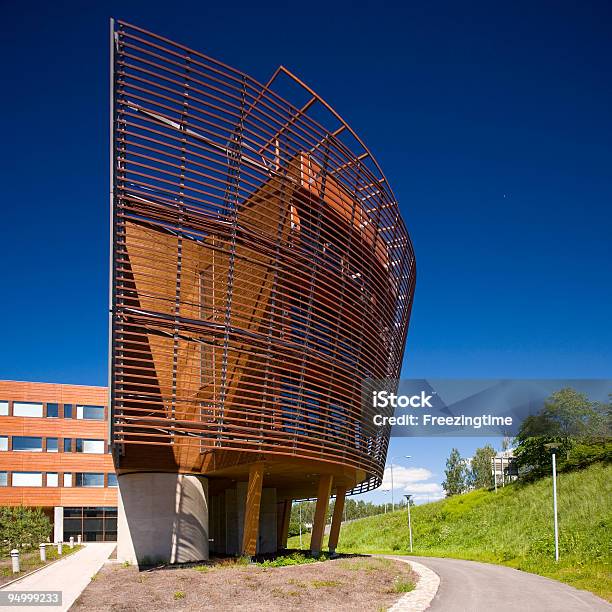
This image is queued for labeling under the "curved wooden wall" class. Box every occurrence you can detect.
[110,21,416,495]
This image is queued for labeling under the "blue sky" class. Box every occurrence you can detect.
[1,1,611,504]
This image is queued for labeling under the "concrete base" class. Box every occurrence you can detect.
[117,473,209,565]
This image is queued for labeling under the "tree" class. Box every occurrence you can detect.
[514,388,611,478]
[442,448,467,496]
[468,444,497,489]
[0,507,51,551]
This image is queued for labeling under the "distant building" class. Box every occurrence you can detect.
[492,450,518,486]
[0,380,117,542]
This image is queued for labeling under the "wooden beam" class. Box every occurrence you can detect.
[328,486,346,554]
[310,474,333,556]
[241,462,265,556]
[277,499,292,550]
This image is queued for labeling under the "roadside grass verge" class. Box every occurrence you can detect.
[288,462,611,601]
[0,545,83,586]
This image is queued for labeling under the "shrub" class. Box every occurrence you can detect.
[0,507,51,552]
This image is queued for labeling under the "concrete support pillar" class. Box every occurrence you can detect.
[117,473,209,565]
[53,507,64,544]
[328,487,346,554]
[310,474,333,556]
[277,500,292,550]
[241,462,264,557]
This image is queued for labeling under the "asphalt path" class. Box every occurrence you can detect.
[390,555,611,611]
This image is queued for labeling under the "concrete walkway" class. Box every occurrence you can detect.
[1,543,115,612]
[393,555,611,611]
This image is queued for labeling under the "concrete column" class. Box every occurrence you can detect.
[258,488,277,554]
[241,462,264,557]
[328,487,346,554]
[117,473,209,565]
[277,500,291,550]
[310,474,333,556]
[53,507,64,543]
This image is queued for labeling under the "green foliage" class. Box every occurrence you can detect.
[173,591,185,600]
[442,448,468,496]
[392,578,416,593]
[0,507,51,552]
[514,388,611,478]
[287,463,612,601]
[258,552,328,567]
[468,444,497,489]
[311,579,341,587]
[288,498,393,537]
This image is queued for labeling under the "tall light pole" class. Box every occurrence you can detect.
[387,455,412,512]
[404,494,413,553]
[545,443,560,562]
[299,503,303,550]
[382,488,390,513]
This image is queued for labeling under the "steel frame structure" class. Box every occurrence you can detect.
[109,20,416,496]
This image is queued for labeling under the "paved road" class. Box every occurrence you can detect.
[390,556,611,611]
[1,543,115,612]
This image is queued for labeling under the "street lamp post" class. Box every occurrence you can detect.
[299,503,303,550]
[544,443,560,562]
[387,455,412,512]
[404,494,413,553]
[382,488,390,513]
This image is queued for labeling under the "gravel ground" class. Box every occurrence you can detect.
[72,556,417,611]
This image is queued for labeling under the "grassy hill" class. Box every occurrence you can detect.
[288,462,612,600]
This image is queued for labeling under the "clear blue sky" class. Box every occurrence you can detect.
[1,1,610,502]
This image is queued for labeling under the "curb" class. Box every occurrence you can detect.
[386,557,440,612]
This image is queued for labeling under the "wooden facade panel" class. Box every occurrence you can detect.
[0,417,107,437]
[0,381,106,405]
[0,488,118,507]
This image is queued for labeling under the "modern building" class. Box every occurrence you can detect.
[0,380,117,542]
[108,19,417,565]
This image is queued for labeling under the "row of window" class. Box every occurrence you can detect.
[0,471,117,487]
[0,401,105,420]
[0,436,107,454]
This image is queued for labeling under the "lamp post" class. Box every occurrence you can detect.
[404,494,413,553]
[387,455,412,512]
[382,488,390,513]
[544,443,560,562]
[299,503,303,550]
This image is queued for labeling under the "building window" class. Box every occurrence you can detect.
[64,506,117,542]
[47,473,58,487]
[0,436,7,451]
[108,473,118,487]
[46,403,59,418]
[12,436,43,452]
[76,439,105,454]
[13,402,43,418]
[76,405,105,420]
[0,472,7,486]
[63,404,73,418]
[63,438,73,453]
[12,472,43,487]
[0,401,8,416]
[63,473,73,487]
[75,473,105,488]
[46,438,58,453]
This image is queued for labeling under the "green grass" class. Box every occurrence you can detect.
[288,462,612,601]
[0,545,83,583]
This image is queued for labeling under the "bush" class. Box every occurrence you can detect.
[0,507,51,553]
[258,552,328,567]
